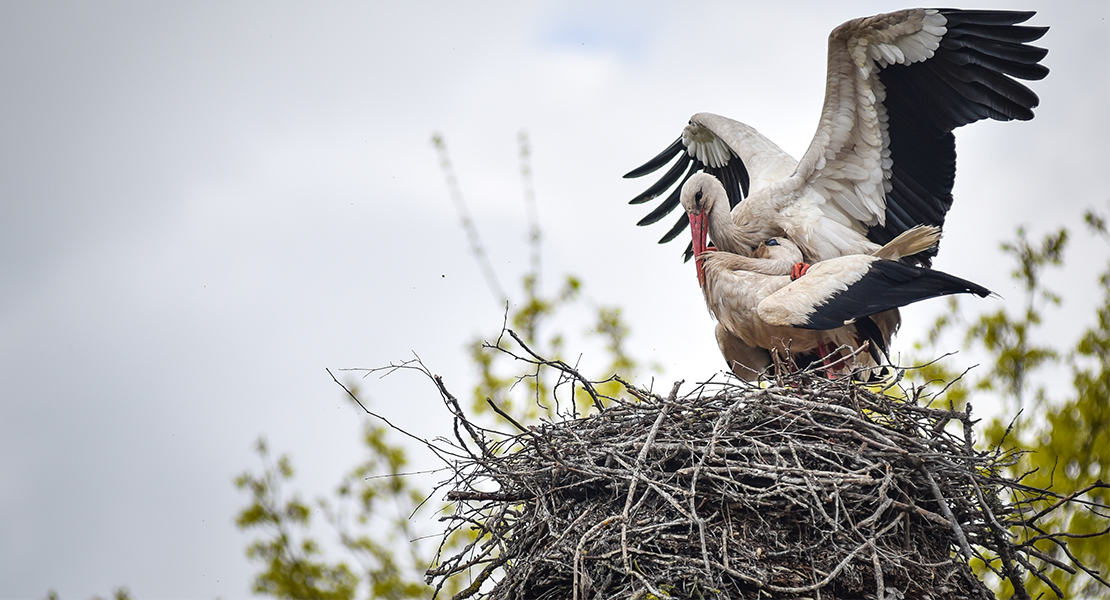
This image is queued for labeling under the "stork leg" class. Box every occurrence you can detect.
[816,341,841,380]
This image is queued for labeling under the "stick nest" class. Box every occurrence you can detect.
[416,337,1107,600]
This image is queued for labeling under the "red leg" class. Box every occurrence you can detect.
[818,342,839,379]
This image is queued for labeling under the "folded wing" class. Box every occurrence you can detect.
[758,257,992,330]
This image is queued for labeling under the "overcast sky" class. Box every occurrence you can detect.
[1,2,1106,598]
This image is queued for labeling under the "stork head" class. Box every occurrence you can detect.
[755,237,804,263]
[680,172,726,286]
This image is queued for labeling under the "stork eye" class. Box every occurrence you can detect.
[766,239,780,246]
[695,190,703,202]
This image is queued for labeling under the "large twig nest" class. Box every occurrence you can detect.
[413,335,1107,600]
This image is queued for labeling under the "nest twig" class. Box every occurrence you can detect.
[412,331,1109,600]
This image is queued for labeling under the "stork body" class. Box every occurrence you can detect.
[627,8,1048,263]
[682,171,981,378]
[713,323,773,380]
[698,236,991,376]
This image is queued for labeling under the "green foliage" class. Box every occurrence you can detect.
[969,227,1067,406]
[233,438,358,600]
[233,405,463,600]
[909,210,1110,597]
[592,305,639,398]
[912,226,1068,408]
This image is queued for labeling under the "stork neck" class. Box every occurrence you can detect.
[706,199,760,255]
[706,252,796,276]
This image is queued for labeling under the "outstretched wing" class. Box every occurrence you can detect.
[624,114,796,257]
[627,9,1047,264]
[782,9,1048,259]
[758,257,992,330]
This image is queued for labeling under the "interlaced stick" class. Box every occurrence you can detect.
[621,390,674,576]
[413,346,1110,599]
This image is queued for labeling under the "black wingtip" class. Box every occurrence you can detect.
[624,137,685,179]
[797,261,992,330]
[657,211,690,244]
[629,156,694,206]
[939,9,1039,27]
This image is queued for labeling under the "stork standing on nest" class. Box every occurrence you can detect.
[681,171,916,378]
[680,173,994,377]
[626,8,1049,264]
[692,225,992,378]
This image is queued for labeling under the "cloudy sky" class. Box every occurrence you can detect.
[1,2,1106,598]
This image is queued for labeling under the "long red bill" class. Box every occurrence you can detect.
[689,211,709,287]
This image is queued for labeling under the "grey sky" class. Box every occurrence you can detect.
[1,2,1107,598]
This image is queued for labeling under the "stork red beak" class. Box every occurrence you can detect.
[689,210,709,287]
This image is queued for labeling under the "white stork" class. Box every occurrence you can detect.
[683,171,916,378]
[696,231,992,377]
[626,8,1048,263]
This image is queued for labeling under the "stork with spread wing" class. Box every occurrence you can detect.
[627,8,1048,264]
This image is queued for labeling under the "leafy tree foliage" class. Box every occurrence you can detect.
[234,439,359,600]
[910,209,1109,598]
